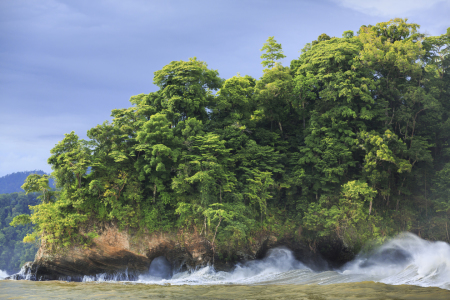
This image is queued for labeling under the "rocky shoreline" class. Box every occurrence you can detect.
[8,223,354,281]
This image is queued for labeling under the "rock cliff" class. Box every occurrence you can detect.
[14,223,351,280]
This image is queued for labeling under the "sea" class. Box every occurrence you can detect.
[1,232,449,299]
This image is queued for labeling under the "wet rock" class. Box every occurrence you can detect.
[20,223,355,280]
[29,223,214,280]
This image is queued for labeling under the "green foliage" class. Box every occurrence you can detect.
[245,170,274,223]
[362,18,422,43]
[10,214,31,226]
[312,33,331,46]
[19,19,450,256]
[21,174,56,203]
[303,181,379,250]
[48,131,91,191]
[0,192,40,274]
[0,171,54,194]
[260,36,286,69]
[153,57,223,125]
[342,30,354,39]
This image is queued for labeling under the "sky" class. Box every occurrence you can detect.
[0,0,449,177]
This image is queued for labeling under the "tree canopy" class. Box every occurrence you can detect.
[0,171,54,194]
[260,36,286,69]
[1,192,40,273]
[14,19,450,257]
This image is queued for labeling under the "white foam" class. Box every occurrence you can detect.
[82,268,134,282]
[0,270,8,279]
[137,247,309,285]
[136,234,450,289]
[18,233,450,290]
[341,233,450,289]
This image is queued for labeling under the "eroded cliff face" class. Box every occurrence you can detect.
[18,223,351,280]
[27,224,208,280]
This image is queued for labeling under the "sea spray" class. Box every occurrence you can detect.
[7,262,36,280]
[342,232,450,289]
[4,233,450,290]
[136,234,450,289]
[136,247,310,285]
[223,247,308,283]
[138,256,173,281]
[82,268,139,282]
[0,269,8,279]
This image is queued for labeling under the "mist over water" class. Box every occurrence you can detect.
[343,232,450,289]
[133,233,450,290]
[0,270,8,280]
[139,256,173,281]
[5,233,450,291]
[136,247,310,285]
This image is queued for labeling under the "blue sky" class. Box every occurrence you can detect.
[0,0,449,176]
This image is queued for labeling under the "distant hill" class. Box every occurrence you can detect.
[0,171,55,194]
[0,192,40,274]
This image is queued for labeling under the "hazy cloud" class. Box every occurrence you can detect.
[332,0,448,17]
[0,0,448,176]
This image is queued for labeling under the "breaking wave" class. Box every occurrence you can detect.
[342,232,450,289]
[5,233,450,290]
[0,270,8,280]
[136,247,308,285]
[134,233,450,290]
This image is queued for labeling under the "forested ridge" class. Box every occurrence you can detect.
[0,171,53,194]
[12,19,450,258]
[1,193,39,273]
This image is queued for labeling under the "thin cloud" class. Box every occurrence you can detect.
[331,0,448,17]
[0,0,447,177]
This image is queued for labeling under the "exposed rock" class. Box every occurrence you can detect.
[28,223,212,280]
[19,223,354,280]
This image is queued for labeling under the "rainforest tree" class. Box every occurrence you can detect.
[13,19,450,255]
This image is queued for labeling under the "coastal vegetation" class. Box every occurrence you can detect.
[12,19,450,259]
[0,170,53,194]
[0,192,39,273]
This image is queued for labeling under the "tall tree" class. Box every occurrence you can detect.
[260,36,286,69]
[153,57,223,125]
[21,174,55,203]
[47,131,91,192]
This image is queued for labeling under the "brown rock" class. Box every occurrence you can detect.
[30,223,216,280]
[21,223,354,280]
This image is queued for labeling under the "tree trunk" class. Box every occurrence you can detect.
[77,174,81,189]
[153,183,156,203]
[386,181,390,207]
[302,102,305,129]
[425,171,427,217]
[211,216,222,265]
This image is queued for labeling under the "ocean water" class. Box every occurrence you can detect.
[1,280,449,299]
[1,233,450,299]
